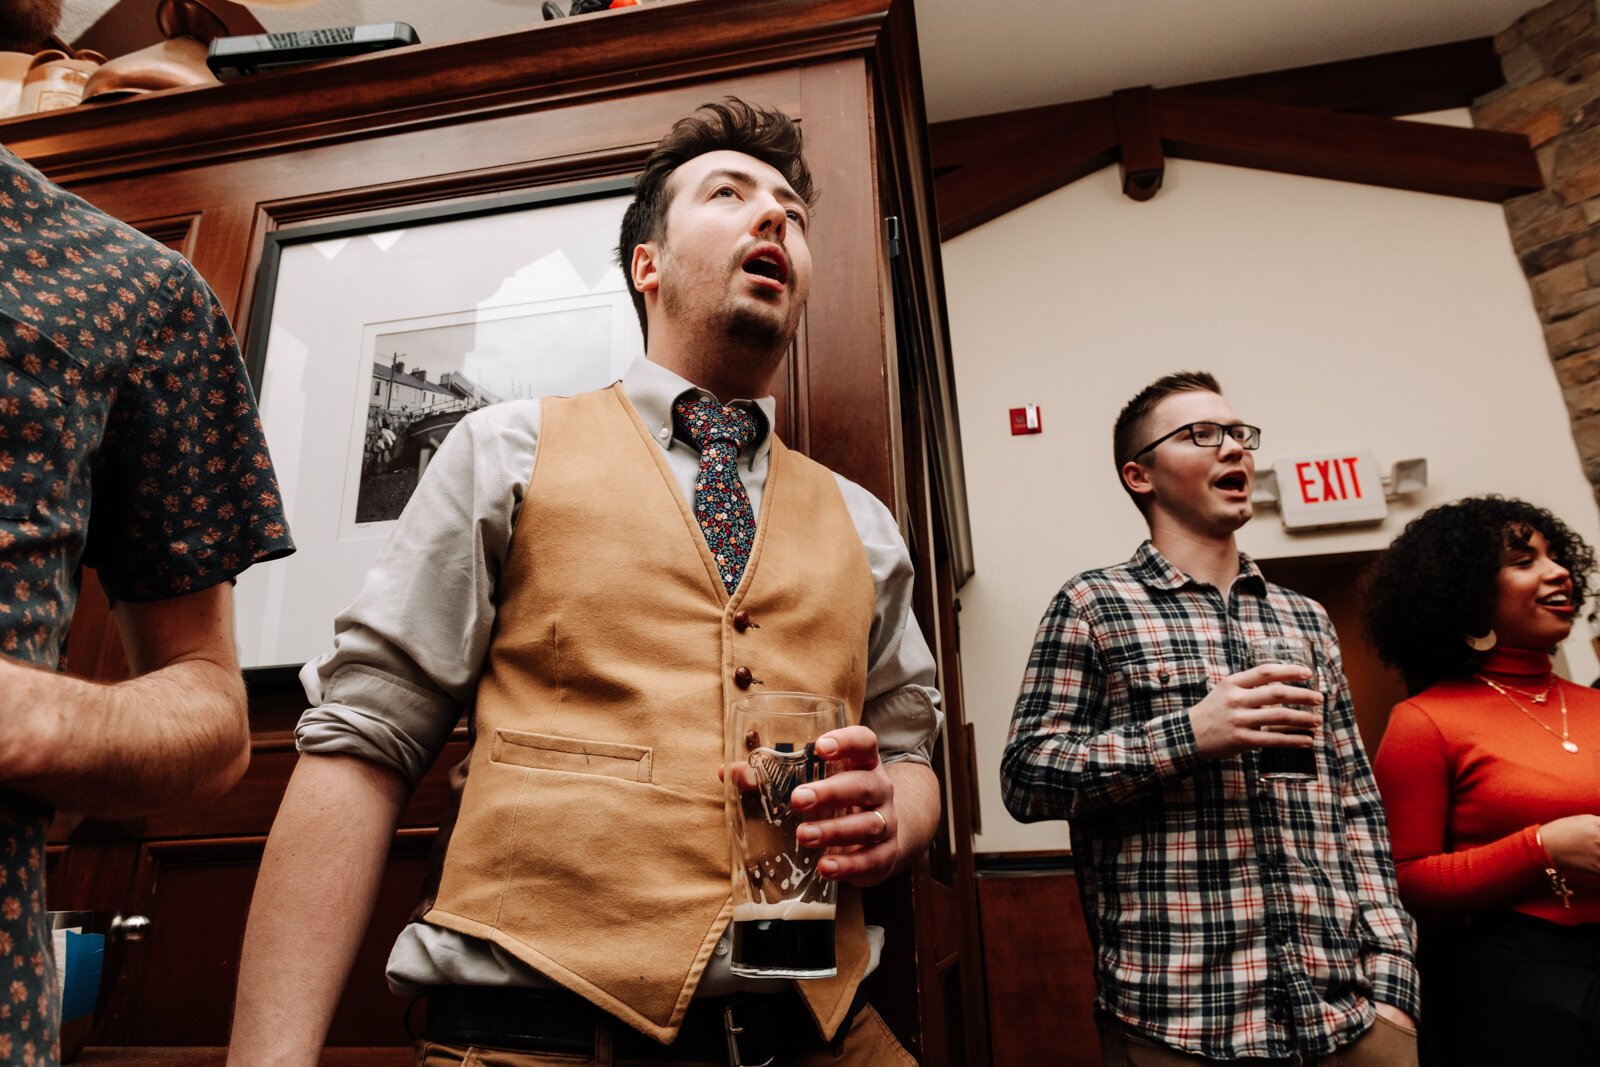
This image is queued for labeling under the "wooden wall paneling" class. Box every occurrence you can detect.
[133,213,200,257]
[98,830,437,1048]
[977,866,1099,1067]
[796,58,895,504]
[889,339,986,1067]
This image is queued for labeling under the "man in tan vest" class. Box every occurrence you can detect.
[228,99,943,1067]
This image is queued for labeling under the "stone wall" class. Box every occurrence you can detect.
[1473,0,1600,489]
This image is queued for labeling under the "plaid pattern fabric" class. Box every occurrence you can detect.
[1002,541,1418,1060]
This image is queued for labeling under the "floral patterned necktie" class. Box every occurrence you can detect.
[674,394,759,593]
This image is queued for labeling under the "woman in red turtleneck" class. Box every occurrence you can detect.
[1368,496,1600,1066]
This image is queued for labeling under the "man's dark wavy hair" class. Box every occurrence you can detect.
[615,98,816,343]
[1363,496,1596,694]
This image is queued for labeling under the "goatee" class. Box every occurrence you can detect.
[723,303,793,353]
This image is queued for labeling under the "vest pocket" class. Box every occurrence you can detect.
[490,729,654,783]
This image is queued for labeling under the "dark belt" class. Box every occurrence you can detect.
[421,984,837,1065]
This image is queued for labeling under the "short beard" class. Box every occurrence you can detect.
[0,0,62,51]
[722,301,793,354]
[661,279,796,358]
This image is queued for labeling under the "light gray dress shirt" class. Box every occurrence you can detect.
[295,356,943,996]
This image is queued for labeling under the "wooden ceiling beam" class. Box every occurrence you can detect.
[930,98,1102,171]
[1156,90,1543,202]
[934,99,1116,239]
[930,35,1535,237]
[1111,86,1163,201]
[1177,37,1506,117]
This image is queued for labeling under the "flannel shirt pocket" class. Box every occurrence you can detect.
[1126,656,1212,722]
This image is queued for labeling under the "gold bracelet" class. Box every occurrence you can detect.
[1537,827,1574,909]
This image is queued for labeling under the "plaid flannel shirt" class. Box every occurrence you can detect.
[1001,541,1418,1060]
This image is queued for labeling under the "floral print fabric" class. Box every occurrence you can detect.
[0,146,293,1066]
[673,394,757,594]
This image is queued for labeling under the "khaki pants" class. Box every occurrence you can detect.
[1098,1014,1418,1067]
[415,1004,918,1067]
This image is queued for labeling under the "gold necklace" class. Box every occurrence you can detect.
[1477,675,1578,753]
[1477,674,1556,705]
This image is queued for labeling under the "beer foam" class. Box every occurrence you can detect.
[732,901,837,922]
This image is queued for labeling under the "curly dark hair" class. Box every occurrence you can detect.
[1364,496,1596,693]
[616,98,816,344]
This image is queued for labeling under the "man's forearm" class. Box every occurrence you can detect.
[229,753,409,1067]
[0,655,249,814]
[886,761,941,875]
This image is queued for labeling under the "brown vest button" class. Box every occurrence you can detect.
[733,610,752,632]
[734,666,754,688]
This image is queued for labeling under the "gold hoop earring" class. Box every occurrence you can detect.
[1464,630,1497,652]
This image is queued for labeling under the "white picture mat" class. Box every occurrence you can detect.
[236,192,641,670]
[348,298,619,528]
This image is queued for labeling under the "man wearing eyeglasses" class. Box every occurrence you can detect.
[1002,371,1419,1065]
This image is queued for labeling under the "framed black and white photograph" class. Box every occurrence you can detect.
[235,179,642,670]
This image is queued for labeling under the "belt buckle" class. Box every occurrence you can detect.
[723,1003,776,1067]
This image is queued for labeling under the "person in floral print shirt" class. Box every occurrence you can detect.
[0,146,294,1066]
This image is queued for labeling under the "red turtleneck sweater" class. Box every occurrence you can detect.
[1373,646,1600,924]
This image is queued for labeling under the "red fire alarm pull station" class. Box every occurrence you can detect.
[1009,405,1042,435]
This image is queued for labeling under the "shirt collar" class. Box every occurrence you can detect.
[1129,539,1267,595]
[621,357,775,469]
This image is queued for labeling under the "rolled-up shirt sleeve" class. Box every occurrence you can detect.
[836,476,944,766]
[296,401,539,787]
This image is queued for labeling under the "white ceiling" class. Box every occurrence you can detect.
[59,0,1551,122]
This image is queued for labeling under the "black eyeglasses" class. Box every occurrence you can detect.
[1131,421,1261,460]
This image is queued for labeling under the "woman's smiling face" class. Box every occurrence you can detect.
[1489,527,1576,649]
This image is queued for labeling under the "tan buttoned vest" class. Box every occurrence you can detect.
[425,384,878,1043]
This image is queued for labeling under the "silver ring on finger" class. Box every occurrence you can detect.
[869,809,890,843]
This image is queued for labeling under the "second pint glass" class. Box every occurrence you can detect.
[1248,635,1319,782]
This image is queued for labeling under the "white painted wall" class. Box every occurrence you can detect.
[945,110,1600,853]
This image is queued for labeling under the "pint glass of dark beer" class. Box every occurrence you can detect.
[1249,635,1319,782]
[726,692,845,979]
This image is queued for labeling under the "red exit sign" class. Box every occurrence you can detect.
[1273,451,1387,529]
